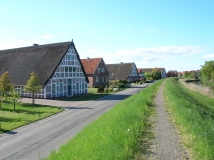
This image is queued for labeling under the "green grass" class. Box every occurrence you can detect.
[0,103,63,134]
[53,88,111,101]
[164,78,214,160]
[46,80,163,160]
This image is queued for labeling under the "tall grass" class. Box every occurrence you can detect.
[165,78,214,160]
[46,80,163,160]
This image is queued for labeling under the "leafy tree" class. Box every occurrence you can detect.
[184,71,189,78]
[0,71,13,96]
[201,60,214,89]
[151,68,161,80]
[144,72,152,80]
[10,90,22,111]
[24,72,41,104]
[0,71,13,110]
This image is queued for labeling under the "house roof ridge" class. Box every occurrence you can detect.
[0,41,71,53]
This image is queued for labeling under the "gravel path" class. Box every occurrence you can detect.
[144,82,190,160]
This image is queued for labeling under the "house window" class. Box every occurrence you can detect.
[102,68,105,72]
[69,67,73,72]
[106,76,108,82]
[65,67,69,72]
[68,79,71,84]
[68,55,72,60]
[52,84,56,93]
[97,68,100,73]
[73,67,76,72]
[96,76,99,82]
[60,83,63,92]
[102,77,104,82]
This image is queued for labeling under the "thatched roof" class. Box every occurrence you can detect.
[106,62,137,80]
[0,41,89,85]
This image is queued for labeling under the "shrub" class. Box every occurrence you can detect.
[97,85,104,93]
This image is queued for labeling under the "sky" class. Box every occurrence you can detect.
[0,0,214,72]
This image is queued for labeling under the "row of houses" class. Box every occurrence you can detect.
[0,41,166,99]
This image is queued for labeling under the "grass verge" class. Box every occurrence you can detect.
[164,78,214,159]
[46,80,163,160]
[0,103,63,134]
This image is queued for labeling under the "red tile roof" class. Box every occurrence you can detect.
[81,58,102,74]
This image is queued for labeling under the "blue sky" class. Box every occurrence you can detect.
[0,0,214,72]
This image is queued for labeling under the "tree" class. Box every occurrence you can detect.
[201,60,214,89]
[10,90,22,111]
[0,71,13,96]
[0,71,13,110]
[144,72,152,80]
[184,71,189,78]
[24,72,41,104]
[151,68,161,80]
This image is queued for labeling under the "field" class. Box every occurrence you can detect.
[46,80,163,160]
[0,103,63,134]
[165,78,214,159]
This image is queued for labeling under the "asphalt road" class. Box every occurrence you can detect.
[0,83,151,160]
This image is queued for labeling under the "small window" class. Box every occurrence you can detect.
[73,67,76,72]
[52,84,56,93]
[65,67,69,72]
[68,79,71,84]
[69,67,73,72]
[102,68,105,72]
[97,68,100,73]
[106,76,108,82]
[96,76,99,82]
[102,77,104,82]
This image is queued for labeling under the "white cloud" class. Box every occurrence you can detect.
[203,54,214,59]
[41,34,58,39]
[147,29,158,32]
[82,45,204,68]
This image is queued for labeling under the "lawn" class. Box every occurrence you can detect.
[46,80,164,160]
[0,103,63,134]
[165,78,214,160]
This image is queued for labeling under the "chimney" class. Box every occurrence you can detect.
[87,57,90,60]
[33,44,39,46]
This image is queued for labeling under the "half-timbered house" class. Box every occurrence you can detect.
[0,41,89,99]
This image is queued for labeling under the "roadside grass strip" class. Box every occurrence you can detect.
[165,78,214,160]
[0,103,63,134]
[46,81,163,160]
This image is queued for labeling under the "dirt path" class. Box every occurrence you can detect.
[144,82,190,160]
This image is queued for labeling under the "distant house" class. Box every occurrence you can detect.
[137,69,145,80]
[138,68,166,79]
[0,41,89,99]
[166,70,178,77]
[81,57,109,87]
[106,62,139,82]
